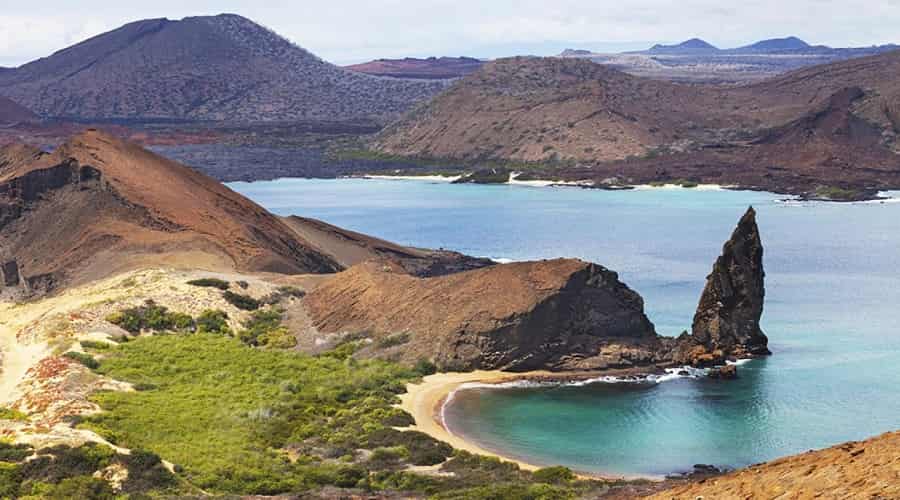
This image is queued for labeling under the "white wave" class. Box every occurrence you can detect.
[726,358,753,366]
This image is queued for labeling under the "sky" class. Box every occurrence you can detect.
[2,0,899,67]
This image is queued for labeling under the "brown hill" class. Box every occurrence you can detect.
[345,57,484,79]
[0,96,39,126]
[375,52,900,199]
[0,130,340,295]
[650,430,900,499]
[304,258,660,371]
[0,14,446,123]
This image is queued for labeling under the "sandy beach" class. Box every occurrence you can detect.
[398,370,640,480]
[397,371,550,471]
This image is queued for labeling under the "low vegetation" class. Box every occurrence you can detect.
[75,333,601,497]
[62,351,100,369]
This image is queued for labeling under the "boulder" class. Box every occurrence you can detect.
[707,364,738,379]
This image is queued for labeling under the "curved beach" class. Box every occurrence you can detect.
[398,370,642,480]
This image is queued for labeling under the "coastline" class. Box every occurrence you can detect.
[397,370,659,481]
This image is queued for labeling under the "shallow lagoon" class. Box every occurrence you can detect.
[230,178,900,477]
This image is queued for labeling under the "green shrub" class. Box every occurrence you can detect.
[413,359,438,376]
[106,301,195,334]
[0,462,21,498]
[367,429,452,466]
[257,326,297,349]
[0,442,32,461]
[80,340,113,350]
[238,308,286,347]
[187,278,230,290]
[0,407,28,422]
[222,291,261,311]
[63,351,100,369]
[42,476,116,500]
[120,449,176,493]
[532,466,575,484]
[195,310,231,335]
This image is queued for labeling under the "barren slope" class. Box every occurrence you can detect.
[375,52,900,197]
[0,96,39,125]
[650,431,900,499]
[0,14,446,123]
[0,130,340,295]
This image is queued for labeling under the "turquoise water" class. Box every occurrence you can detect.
[229,178,900,477]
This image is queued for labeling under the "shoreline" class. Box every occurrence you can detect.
[397,369,666,481]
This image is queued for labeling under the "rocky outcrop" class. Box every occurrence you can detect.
[675,207,769,365]
[1,260,19,286]
[650,431,900,499]
[304,259,659,371]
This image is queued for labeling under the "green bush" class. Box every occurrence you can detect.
[532,466,575,484]
[106,300,195,334]
[63,351,100,369]
[367,429,452,466]
[0,442,32,462]
[222,291,261,311]
[42,476,116,500]
[432,483,574,500]
[414,359,438,376]
[80,340,113,350]
[0,462,21,499]
[238,308,286,347]
[187,278,230,290]
[0,407,28,422]
[196,309,231,335]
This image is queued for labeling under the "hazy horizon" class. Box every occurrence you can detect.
[2,0,900,67]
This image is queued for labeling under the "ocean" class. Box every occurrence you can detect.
[229,177,900,477]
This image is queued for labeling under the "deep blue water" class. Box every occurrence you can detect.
[229,178,900,477]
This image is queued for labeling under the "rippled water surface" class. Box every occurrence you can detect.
[230,178,900,476]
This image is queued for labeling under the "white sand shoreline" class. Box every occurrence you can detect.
[398,371,652,481]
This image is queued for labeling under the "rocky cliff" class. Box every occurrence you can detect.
[674,207,769,365]
[304,259,659,371]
